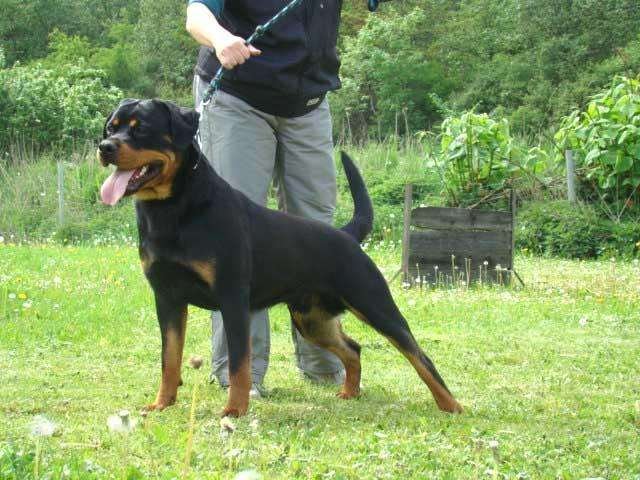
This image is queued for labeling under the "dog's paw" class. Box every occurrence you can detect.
[336,389,360,400]
[144,397,176,412]
[221,404,248,418]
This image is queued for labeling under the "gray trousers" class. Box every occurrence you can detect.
[193,76,344,387]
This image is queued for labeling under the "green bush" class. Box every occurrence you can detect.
[427,111,547,208]
[555,76,640,221]
[516,200,640,258]
[0,62,121,148]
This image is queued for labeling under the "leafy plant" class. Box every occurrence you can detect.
[428,111,546,208]
[555,75,640,221]
[0,62,121,149]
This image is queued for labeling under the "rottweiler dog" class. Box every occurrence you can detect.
[98,98,462,417]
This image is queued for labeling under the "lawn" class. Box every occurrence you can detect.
[1,244,639,479]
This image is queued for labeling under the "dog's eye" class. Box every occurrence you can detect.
[131,125,148,137]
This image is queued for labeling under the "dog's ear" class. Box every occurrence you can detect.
[154,100,199,149]
[170,105,200,149]
[102,110,115,139]
[102,98,139,138]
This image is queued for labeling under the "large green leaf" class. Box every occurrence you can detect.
[615,154,633,173]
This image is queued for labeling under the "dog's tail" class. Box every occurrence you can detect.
[340,152,373,243]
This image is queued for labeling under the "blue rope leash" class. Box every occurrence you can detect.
[201,0,305,106]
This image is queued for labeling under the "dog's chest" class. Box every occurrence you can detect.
[140,247,218,308]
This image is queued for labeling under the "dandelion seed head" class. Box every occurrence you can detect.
[30,415,57,437]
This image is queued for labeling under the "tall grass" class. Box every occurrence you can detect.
[0,142,136,244]
[0,138,446,245]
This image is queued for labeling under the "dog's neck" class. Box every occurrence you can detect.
[135,142,220,242]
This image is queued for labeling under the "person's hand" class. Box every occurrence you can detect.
[213,33,261,70]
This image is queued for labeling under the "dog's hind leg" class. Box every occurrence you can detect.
[340,261,463,413]
[147,296,188,411]
[288,297,362,399]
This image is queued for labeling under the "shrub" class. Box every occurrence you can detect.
[0,62,121,149]
[427,111,546,208]
[516,200,640,258]
[555,75,640,221]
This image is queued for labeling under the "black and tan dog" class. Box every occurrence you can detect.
[98,98,463,417]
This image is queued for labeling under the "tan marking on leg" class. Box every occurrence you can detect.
[400,349,462,413]
[140,250,155,273]
[345,302,462,413]
[222,354,251,417]
[184,260,216,287]
[147,308,187,411]
[290,303,361,399]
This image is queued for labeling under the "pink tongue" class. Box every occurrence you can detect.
[100,169,137,205]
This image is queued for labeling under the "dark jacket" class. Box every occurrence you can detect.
[192,0,342,117]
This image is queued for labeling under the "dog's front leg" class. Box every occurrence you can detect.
[218,287,252,417]
[146,295,188,411]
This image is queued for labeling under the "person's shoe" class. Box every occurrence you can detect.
[301,369,345,385]
[249,383,267,399]
[210,376,267,399]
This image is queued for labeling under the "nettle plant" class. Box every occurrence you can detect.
[556,76,640,221]
[427,111,544,208]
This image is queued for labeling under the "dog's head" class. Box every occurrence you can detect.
[98,99,199,205]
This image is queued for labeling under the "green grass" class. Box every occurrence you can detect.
[1,244,639,479]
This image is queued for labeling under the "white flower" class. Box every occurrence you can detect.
[579,316,588,327]
[22,300,32,309]
[107,410,137,433]
[8,293,16,300]
[0,235,4,243]
[30,415,58,437]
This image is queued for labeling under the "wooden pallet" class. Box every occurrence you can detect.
[400,185,520,286]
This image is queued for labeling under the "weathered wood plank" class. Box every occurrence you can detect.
[409,230,511,265]
[410,206,512,232]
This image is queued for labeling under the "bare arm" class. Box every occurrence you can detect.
[186,2,260,69]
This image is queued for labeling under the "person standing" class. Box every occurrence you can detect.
[186,0,374,395]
